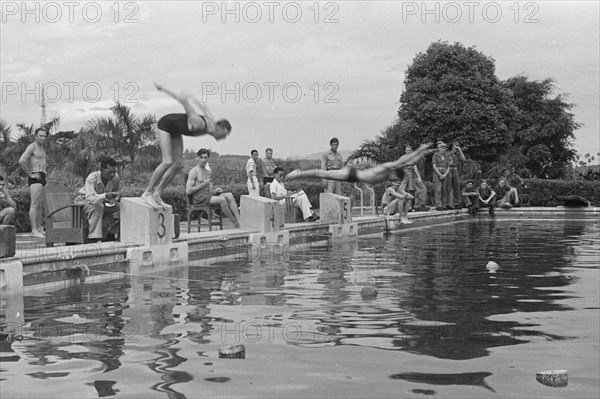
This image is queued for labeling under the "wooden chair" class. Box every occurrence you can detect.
[43,183,88,247]
[186,197,223,233]
[519,184,531,206]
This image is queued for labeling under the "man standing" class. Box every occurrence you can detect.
[246,150,260,196]
[187,149,240,228]
[262,148,277,185]
[270,167,318,222]
[432,141,450,211]
[78,157,121,242]
[19,127,47,237]
[402,144,429,212]
[447,140,466,208]
[321,137,343,195]
[0,176,16,225]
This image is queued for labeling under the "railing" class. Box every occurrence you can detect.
[351,183,377,216]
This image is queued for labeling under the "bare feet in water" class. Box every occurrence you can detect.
[141,192,160,210]
[31,231,45,238]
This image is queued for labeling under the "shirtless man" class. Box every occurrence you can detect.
[287,143,433,184]
[141,82,232,210]
[381,181,414,224]
[19,127,47,237]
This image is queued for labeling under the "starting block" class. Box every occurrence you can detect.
[320,193,352,224]
[240,195,281,233]
[0,225,16,258]
[0,258,23,294]
[121,198,176,246]
[121,198,188,268]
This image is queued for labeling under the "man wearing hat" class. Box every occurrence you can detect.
[461,180,479,215]
[321,137,344,195]
[432,141,450,210]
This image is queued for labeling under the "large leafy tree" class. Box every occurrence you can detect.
[502,76,579,178]
[397,41,515,162]
[355,41,580,179]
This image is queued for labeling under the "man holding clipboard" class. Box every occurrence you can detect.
[270,167,319,222]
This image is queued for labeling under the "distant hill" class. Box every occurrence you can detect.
[299,150,354,161]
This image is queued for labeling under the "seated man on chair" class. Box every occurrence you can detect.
[270,167,318,222]
[186,148,240,228]
[77,157,121,242]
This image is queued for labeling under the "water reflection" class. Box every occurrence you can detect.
[0,219,597,397]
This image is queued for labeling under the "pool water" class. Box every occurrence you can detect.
[1,219,599,398]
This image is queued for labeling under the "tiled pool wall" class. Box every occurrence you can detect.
[1,207,598,293]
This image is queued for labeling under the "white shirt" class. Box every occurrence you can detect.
[246,158,257,181]
[269,178,287,204]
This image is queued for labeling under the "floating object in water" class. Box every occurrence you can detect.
[361,287,378,299]
[536,369,568,387]
[219,344,246,359]
[485,261,499,272]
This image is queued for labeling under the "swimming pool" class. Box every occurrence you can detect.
[1,219,598,398]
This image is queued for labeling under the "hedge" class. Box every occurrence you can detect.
[6,179,599,233]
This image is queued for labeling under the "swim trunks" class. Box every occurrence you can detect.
[28,172,46,187]
[348,166,359,183]
[157,114,208,137]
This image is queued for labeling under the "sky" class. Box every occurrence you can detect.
[1,0,598,161]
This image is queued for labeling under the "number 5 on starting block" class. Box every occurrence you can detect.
[319,193,352,224]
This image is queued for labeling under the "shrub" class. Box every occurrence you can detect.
[8,179,599,232]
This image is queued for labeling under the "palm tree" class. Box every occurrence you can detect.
[86,102,156,166]
[0,120,13,176]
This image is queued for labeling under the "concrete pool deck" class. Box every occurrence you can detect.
[1,206,598,293]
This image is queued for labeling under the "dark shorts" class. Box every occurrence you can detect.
[158,114,207,137]
[347,166,359,183]
[28,172,46,187]
[193,193,212,207]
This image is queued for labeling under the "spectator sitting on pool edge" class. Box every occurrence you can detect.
[477,179,496,216]
[462,180,479,215]
[495,177,518,208]
[381,180,413,224]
